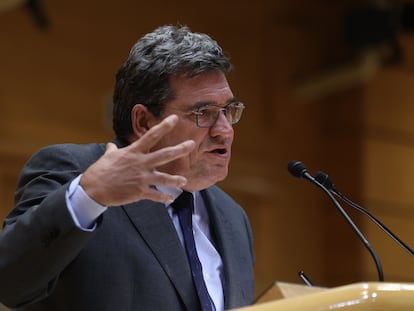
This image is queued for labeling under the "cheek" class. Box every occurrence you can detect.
[181,134,210,171]
[187,138,204,164]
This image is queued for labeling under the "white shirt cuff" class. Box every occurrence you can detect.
[66,175,107,231]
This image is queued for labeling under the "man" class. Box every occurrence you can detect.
[0,25,255,311]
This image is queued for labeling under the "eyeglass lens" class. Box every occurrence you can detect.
[197,103,244,128]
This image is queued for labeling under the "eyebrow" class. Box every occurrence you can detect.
[190,97,238,110]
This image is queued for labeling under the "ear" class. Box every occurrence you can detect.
[131,104,153,138]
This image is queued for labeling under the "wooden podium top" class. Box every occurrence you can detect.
[232,282,414,310]
[254,281,326,304]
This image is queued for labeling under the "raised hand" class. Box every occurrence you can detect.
[80,115,195,206]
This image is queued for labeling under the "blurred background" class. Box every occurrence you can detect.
[2,0,414,308]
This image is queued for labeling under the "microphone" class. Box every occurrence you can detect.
[314,171,414,257]
[288,160,384,282]
[298,270,314,287]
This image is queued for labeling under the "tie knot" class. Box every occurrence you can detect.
[172,191,194,212]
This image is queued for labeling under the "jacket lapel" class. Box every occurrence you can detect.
[201,188,248,309]
[122,200,200,310]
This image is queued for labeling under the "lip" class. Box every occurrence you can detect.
[205,145,230,158]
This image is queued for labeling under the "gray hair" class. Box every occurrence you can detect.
[112,25,233,142]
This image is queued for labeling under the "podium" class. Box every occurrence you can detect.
[232,282,414,310]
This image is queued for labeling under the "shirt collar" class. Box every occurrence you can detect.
[156,186,200,213]
[156,185,183,202]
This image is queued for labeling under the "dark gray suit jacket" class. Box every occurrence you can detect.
[0,141,255,310]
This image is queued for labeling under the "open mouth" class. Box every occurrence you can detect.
[212,148,227,155]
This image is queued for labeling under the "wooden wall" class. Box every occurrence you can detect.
[360,34,414,282]
[1,0,414,306]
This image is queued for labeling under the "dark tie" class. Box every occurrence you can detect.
[172,191,214,311]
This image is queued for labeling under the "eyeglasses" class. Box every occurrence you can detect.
[192,102,245,128]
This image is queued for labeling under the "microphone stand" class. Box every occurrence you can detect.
[314,171,414,257]
[288,161,384,282]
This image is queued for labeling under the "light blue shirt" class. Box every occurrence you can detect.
[66,175,224,311]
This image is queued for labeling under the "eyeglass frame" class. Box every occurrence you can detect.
[191,101,245,128]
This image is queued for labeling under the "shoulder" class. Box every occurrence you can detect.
[35,142,106,158]
[14,142,108,208]
[26,143,106,170]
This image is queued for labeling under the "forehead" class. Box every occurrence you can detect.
[168,71,234,109]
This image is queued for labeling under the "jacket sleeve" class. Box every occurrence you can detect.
[0,145,99,308]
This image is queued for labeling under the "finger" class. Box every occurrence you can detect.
[143,187,175,205]
[148,170,188,189]
[145,139,195,167]
[130,114,179,151]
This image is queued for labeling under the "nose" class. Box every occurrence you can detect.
[209,110,234,137]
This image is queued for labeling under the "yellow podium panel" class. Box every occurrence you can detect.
[233,282,414,310]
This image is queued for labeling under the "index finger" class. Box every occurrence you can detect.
[131,114,179,151]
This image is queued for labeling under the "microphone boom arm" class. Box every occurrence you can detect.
[314,171,414,257]
[334,186,414,256]
[303,171,384,282]
[288,161,384,282]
